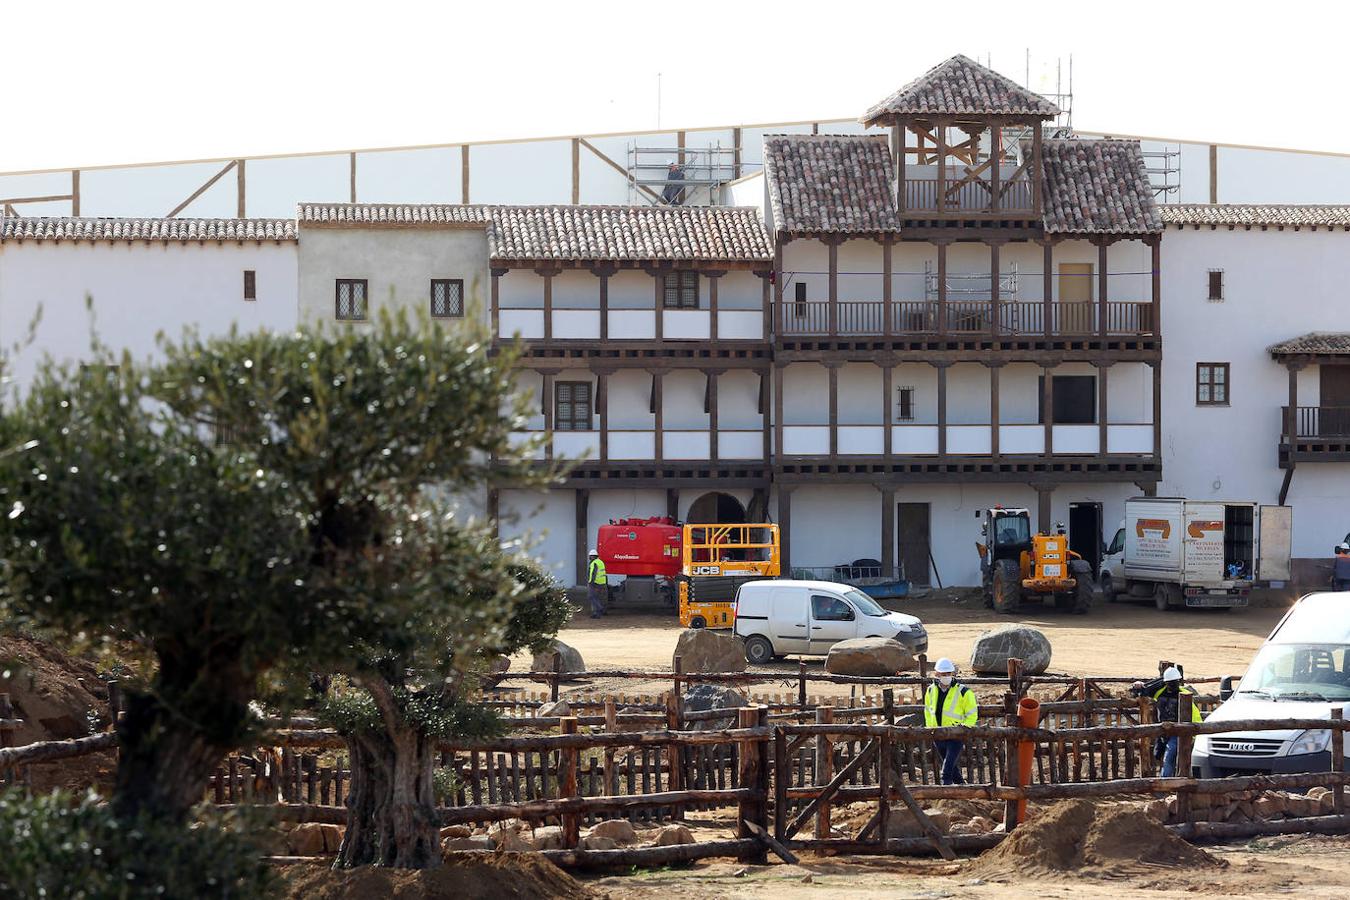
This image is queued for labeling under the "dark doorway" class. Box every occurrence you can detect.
[1320,365,1350,436]
[687,492,746,524]
[1068,502,1103,576]
[1039,374,1097,425]
[897,503,931,587]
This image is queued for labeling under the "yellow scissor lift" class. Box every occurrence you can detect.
[677,523,780,629]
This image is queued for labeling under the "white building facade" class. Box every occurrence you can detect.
[1,56,1347,590]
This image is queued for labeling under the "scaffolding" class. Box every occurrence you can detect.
[924,262,1020,300]
[1142,145,1183,201]
[626,143,741,206]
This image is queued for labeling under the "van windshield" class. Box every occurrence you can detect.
[843,589,887,617]
[1236,643,1350,701]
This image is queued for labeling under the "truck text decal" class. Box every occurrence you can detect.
[1187,520,1223,538]
[1135,519,1171,539]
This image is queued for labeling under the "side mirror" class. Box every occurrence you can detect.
[1219,675,1235,702]
[975,510,982,519]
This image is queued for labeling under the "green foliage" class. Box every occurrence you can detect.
[0,790,273,900]
[492,563,574,658]
[321,678,503,743]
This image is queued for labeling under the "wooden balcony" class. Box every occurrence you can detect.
[1280,406,1350,465]
[902,177,1034,219]
[777,300,1156,339]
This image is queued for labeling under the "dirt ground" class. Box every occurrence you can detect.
[583,835,1350,899]
[511,591,1291,695]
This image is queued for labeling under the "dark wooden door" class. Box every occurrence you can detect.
[896,503,931,587]
[1069,502,1103,575]
[1321,365,1350,436]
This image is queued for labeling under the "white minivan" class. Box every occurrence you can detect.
[1194,592,1350,777]
[733,579,927,665]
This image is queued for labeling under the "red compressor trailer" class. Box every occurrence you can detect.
[596,517,681,607]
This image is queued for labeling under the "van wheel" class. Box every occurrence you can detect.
[689,616,706,629]
[1101,575,1117,604]
[744,636,774,665]
[1154,584,1179,611]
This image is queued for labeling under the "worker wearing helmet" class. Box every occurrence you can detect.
[1333,543,1350,592]
[924,658,978,785]
[1131,663,1203,777]
[587,550,608,619]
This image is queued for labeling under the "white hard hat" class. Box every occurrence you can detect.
[1338,543,1350,552]
[588,549,598,557]
[1163,665,1182,682]
[934,657,956,674]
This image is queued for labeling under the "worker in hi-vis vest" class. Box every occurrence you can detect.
[924,657,978,785]
[1131,664,1203,777]
[587,549,608,619]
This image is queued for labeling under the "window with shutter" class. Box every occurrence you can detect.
[897,386,915,421]
[794,281,807,318]
[1207,270,1224,302]
[663,271,699,309]
[1196,362,1229,405]
[430,279,465,318]
[335,279,368,320]
[243,270,256,301]
[554,381,593,431]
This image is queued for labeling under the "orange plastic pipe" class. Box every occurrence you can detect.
[1016,697,1040,822]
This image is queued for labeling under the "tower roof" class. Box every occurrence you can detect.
[861,55,1060,124]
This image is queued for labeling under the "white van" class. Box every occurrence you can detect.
[733,579,927,665]
[1194,592,1350,777]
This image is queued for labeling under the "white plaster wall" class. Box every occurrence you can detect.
[608,372,655,430]
[497,268,543,309]
[0,240,298,394]
[1160,227,1350,558]
[297,227,490,329]
[553,270,601,309]
[718,370,762,431]
[719,270,762,310]
[664,370,708,430]
[500,488,576,584]
[838,363,882,424]
[947,364,991,425]
[783,364,828,425]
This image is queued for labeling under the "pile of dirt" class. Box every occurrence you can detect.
[0,633,116,794]
[275,854,591,899]
[971,799,1223,878]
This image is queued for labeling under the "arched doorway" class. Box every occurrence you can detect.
[686,491,746,524]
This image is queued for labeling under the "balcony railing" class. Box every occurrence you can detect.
[903,178,1033,215]
[1284,406,1350,440]
[507,428,766,462]
[778,300,1155,338]
[497,306,765,342]
[780,424,1155,457]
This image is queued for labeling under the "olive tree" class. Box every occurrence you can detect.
[0,313,554,830]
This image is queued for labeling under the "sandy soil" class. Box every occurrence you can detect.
[510,592,1289,696]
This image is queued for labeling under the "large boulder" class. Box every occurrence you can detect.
[587,819,639,844]
[825,637,914,676]
[531,640,585,676]
[673,628,747,673]
[884,808,951,839]
[653,824,695,846]
[970,624,1052,675]
[680,683,747,731]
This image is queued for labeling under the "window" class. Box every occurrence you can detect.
[811,594,854,622]
[1038,374,1097,424]
[1106,527,1125,556]
[335,279,368,320]
[663,271,699,309]
[793,281,807,318]
[1208,269,1224,302]
[1196,362,1229,406]
[554,381,593,431]
[897,386,915,421]
[430,279,464,318]
[243,269,256,301]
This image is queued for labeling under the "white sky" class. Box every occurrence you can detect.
[5,0,1348,173]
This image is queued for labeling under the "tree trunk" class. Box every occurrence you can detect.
[338,721,442,869]
[111,686,241,824]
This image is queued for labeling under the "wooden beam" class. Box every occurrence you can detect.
[578,138,664,204]
[937,364,948,458]
[70,170,80,216]
[653,371,664,462]
[0,194,74,205]
[1098,364,1109,456]
[990,364,1001,459]
[828,363,839,456]
[575,490,590,591]
[349,152,357,203]
[166,160,238,217]
[1098,241,1109,340]
[236,159,246,217]
[708,370,719,462]
[1209,144,1218,203]
[597,372,609,463]
[571,138,580,205]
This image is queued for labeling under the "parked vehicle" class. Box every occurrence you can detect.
[1194,592,1350,777]
[976,507,1092,614]
[1099,498,1291,610]
[732,579,927,665]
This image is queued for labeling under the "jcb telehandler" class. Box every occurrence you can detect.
[976,507,1093,614]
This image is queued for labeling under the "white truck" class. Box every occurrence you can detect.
[1099,498,1292,610]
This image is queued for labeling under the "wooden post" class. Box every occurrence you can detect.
[575,489,589,595]
[990,364,1001,459]
[989,125,1001,213]
[882,689,896,726]
[773,726,789,842]
[1150,237,1161,337]
[1153,360,1163,462]
[559,716,580,848]
[672,656,684,705]
[918,653,928,680]
[709,273,720,343]
[880,486,896,580]
[1031,123,1043,216]
[667,691,685,821]
[882,363,894,462]
[0,693,13,786]
[814,707,835,840]
[106,679,123,723]
[1176,694,1195,825]
[490,270,502,339]
[989,241,1001,338]
[895,123,907,214]
[737,706,769,863]
[936,242,948,336]
[1042,366,1054,460]
[1042,241,1054,338]
[235,158,246,217]
[597,371,609,463]
[653,371,664,462]
[1332,709,1345,814]
[937,364,948,458]
[551,653,562,702]
[604,699,618,798]
[1138,695,1155,778]
[779,486,793,573]
[877,729,892,843]
[1003,694,1021,832]
[1097,240,1109,340]
[542,371,555,461]
[798,660,808,713]
[1287,363,1299,443]
[936,121,947,213]
[707,370,720,462]
[654,272,665,342]
[882,239,894,337]
[598,268,610,341]
[828,363,839,457]
[543,271,554,342]
[827,240,839,337]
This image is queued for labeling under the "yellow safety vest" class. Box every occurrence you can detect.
[588,558,607,585]
[924,682,978,728]
[1152,684,1203,723]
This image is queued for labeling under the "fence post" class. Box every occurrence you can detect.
[1175,694,1194,828]
[797,660,807,715]
[882,688,895,727]
[106,679,122,725]
[878,729,892,844]
[1138,696,1155,777]
[603,699,618,798]
[1006,657,1023,699]
[666,691,685,821]
[814,707,834,840]
[0,693,14,786]
[737,706,768,863]
[773,726,788,843]
[1332,708,1345,815]
[559,716,580,848]
[918,653,928,680]
[550,654,562,703]
[1002,694,1021,832]
[673,656,683,705]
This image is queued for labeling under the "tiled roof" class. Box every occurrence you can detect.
[298,204,493,226]
[1162,205,1350,229]
[0,216,297,243]
[762,135,899,235]
[488,205,772,262]
[1040,140,1162,235]
[1268,332,1350,357]
[862,55,1060,124]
